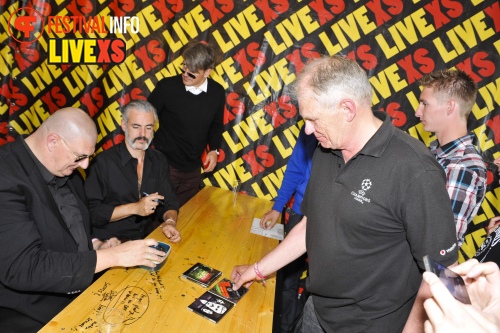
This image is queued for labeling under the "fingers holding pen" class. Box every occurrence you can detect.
[137,192,164,216]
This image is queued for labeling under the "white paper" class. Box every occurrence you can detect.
[250,218,284,241]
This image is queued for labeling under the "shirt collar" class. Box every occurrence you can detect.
[20,137,68,186]
[119,141,139,167]
[185,78,208,95]
[430,133,474,159]
[329,112,393,159]
[119,141,152,166]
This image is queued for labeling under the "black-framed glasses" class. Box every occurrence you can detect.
[60,137,94,163]
[180,63,197,79]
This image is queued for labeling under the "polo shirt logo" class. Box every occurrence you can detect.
[361,179,372,191]
[351,179,372,204]
[440,242,457,256]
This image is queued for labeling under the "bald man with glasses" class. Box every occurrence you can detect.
[0,108,168,333]
[59,136,94,162]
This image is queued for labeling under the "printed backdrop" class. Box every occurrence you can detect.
[1,0,499,260]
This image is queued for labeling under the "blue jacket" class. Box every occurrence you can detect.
[272,127,317,214]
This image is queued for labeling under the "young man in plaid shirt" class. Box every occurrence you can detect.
[416,69,487,246]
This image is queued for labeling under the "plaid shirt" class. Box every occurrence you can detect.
[431,134,487,247]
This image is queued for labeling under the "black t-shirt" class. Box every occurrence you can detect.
[474,227,500,265]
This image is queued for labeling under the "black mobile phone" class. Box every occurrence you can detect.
[423,255,471,304]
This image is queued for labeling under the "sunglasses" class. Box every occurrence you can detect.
[60,137,94,163]
[180,64,197,79]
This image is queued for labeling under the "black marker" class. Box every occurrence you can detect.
[142,192,164,205]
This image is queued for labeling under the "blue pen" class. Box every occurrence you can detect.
[142,192,164,205]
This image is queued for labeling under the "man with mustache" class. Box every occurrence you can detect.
[85,100,180,242]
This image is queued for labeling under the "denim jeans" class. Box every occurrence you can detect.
[293,296,326,333]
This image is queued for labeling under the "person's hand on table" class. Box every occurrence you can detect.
[136,192,163,216]
[423,259,500,332]
[231,264,259,290]
[111,238,167,269]
[162,224,181,243]
[260,210,280,229]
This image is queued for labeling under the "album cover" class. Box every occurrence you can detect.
[182,262,222,288]
[187,291,234,323]
[208,278,249,304]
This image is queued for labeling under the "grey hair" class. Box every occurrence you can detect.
[182,41,216,72]
[292,55,372,112]
[121,100,158,123]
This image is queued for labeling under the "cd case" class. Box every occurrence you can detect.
[187,291,235,323]
[208,278,249,304]
[182,262,222,288]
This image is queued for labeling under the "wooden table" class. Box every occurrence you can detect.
[40,186,278,333]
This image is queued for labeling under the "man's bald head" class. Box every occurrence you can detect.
[26,108,97,177]
[40,108,97,145]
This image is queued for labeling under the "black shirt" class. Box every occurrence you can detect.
[84,142,179,240]
[148,75,225,172]
[474,227,500,266]
[22,139,88,251]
